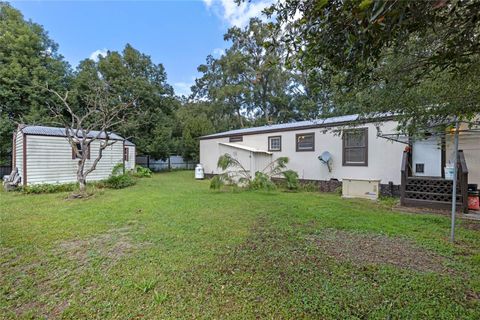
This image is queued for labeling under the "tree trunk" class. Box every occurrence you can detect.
[78,176,86,193]
[77,158,87,193]
[237,108,244,127]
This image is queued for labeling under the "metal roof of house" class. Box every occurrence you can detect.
[19,125,134,144]
[218,142,272,154]
[200,114,390,140]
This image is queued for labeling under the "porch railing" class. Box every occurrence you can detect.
[400,150,469,213]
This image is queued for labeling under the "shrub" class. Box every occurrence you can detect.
[282,170,299,191]
[210,175,224,190]
[103,174,136,189]
[212,153,294,192]
[334,186,343,196]
[21,183,77,194]
[112,163,125,176]
[248,172,276,191]
[132,165,152,178]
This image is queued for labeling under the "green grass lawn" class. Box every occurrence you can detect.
[1,171,479,319]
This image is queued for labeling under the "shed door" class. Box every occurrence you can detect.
[412,137,442,177]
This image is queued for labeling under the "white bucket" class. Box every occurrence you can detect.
[444,166,454,180]
[195,164,204,180]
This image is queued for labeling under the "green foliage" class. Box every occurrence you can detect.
[282,170,299,191]
[248,172,276,191]
[212,154,297,192]
[209,175,224,190]
[103,174,136,189]
[0,3,70,164]
[2,171,480,318]
[270,0,480,133]
[20,183,77,194]
[73,44,177,160]
[111,163,124,177]
[134,279,157,294]
[132,165,152,178]
[191,18,324,127]
[334,186,343,196]
[176,102,215,161]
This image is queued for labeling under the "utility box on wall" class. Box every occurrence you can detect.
[342,178,381,200]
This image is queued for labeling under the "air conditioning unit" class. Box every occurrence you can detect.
[342,178,380,200]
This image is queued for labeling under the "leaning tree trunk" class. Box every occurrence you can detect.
[78,175,87,193]
[77,159,87,193]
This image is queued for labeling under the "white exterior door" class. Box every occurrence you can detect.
[412,137,442,177]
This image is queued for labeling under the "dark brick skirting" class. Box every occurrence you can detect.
[204,173,400,197]
[380,181,401,197]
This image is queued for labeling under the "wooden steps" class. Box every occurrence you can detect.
[402,176,464,211]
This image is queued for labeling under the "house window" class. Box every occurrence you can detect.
[72,142,90,160]
[342,128,368,166]
[268,136,281,151]
[416,163,425,173]
[229,136,243,142]
[124,147,129,161]
[296,133,315,152]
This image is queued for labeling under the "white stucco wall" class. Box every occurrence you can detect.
[412,136,442,177]
[25,135,124,185]
[200,121,405,185]
[446,125,480,186]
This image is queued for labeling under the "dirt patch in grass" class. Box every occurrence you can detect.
[461,220,480,231]
[58,227,147,268]
[309,229,448,273]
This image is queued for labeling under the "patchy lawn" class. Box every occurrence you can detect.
[1,171,479,319]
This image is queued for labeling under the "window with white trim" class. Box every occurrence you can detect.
[268,136,281,151]
[342,128,368,166]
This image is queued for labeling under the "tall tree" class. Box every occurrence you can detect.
[176,101,215,161]
[192,19,320,128]
[74,44,177,160]
[0,2,70,164]
[270,0,480,129]
[46,81,136,193]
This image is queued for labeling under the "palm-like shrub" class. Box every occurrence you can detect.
[210,154,293,191]
[282,170,300,191]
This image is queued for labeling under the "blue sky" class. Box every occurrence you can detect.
[11,0,272,96]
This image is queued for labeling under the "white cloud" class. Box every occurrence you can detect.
[204,0,274,28]
[89,49,108,62]
[173,81,193,97]
[203,0,214,8]
[212,47,225,57]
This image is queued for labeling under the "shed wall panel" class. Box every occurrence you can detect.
[15,132,23,180]
[25,135,124,185]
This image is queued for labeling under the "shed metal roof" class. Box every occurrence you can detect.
[218,142,272,154]
[200,114,390,140]
[20,125,134,144]
[124,140,135,146]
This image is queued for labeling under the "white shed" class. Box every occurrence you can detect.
[12,125,136,186]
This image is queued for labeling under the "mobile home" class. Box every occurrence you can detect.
[200,115,479,212]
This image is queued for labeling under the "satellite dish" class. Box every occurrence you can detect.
[318,151,332,172]
[319,151,332,163]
